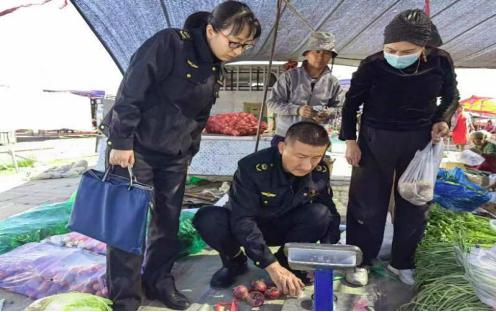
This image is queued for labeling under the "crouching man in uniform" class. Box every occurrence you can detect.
[193,122,341,297]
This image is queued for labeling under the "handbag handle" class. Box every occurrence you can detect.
[102,165,136,188]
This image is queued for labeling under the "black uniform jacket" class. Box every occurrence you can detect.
[227,146,340,268]
[101,27,223,157]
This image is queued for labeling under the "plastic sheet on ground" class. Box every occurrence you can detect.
[0,196,74,255]
[26,292,112,311]
[0,242,107,299]
[434,167,492,211]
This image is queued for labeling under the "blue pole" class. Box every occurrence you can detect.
[314,268,333,311]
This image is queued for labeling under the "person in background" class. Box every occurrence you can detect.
[266,59,299,134]
[267,32,345,147]
[470,130,496,155]
[340,9,459,286]
[100,2,261,310]
[484,119,495,133]
[192,122,341,296]
[451,105,473,150]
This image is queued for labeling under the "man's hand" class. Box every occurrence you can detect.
[109,149,135,168]
[313,111,330,124]
[298,105,314,118]
[345,140,362,167]
[431,122,449,144]
[265,262,304,297]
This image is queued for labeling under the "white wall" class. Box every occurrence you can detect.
[212,91,265,114]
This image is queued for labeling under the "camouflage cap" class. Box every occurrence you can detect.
[303,32,337,56]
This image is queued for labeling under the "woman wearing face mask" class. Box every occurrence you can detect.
[101,1,260,310]
[339,9,459,286]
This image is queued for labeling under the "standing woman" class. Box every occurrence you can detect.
[339,9,459,286]
[101,2,260,310]
[451,105,473,150]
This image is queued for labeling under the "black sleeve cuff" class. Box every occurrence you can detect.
[254,251,277,269]
[107,137,134,150]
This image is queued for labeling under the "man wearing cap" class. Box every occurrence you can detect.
[267,32,345,147]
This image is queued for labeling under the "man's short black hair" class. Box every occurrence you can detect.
[285,122,330,147]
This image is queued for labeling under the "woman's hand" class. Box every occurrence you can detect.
[109,149,135,168]
[345,140,362,167]
[431,122,449,143]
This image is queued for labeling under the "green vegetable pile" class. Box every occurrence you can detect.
[402,204,496,311]
[0,197,75,255]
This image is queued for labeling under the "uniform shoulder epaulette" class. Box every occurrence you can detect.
[314,164,329,173]
[177,29,191,41]
[255,162,273,172]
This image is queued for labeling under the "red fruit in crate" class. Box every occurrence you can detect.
[250,279,267,293]
[264,287,281,300]
[232,285,249,300]
[247,291,264,307]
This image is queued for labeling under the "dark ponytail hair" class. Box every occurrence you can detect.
[184,11,211,30]
[209,1,261,39]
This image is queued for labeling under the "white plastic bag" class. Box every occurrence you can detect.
[398,142,444,206]
[456,245,496,309]
[458,150,485,166]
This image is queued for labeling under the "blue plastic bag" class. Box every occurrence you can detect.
[434,167,491,212]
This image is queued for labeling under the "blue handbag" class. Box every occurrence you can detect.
[68,166,153,255]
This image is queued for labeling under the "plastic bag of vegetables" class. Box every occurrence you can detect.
[178,211,206,256]
[0,242,107,299]
[398,142,444,206]
[26,292,112,311]
[205,112,267,136]
[0,196,75,255]
[434,167,491,211]
[42,232,106,255]
[457,245,496,309]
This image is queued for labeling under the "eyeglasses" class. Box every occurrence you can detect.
[218,31,255,50]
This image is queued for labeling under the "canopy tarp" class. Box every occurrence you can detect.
[461,95,496,117]
[68,0,496,73]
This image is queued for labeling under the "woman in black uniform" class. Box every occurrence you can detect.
[102,2,260,310]
[339,9,458,286]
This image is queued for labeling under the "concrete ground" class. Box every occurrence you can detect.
[0,136,414,311]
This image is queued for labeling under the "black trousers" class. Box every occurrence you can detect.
[106,149,189,309]
[346,125,431,269]
[192,203,337,267]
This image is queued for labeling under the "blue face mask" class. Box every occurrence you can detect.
[384,52,420,69]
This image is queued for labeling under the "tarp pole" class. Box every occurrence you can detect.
[424,0,430,16]
[254,0,283,152]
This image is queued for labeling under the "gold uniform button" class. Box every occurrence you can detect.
[255,261,260,266]
[212,66,216,71]
[263,200,268,204]
[186,73,192,78]
[100,125,104,129]
[107,141,112,146]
